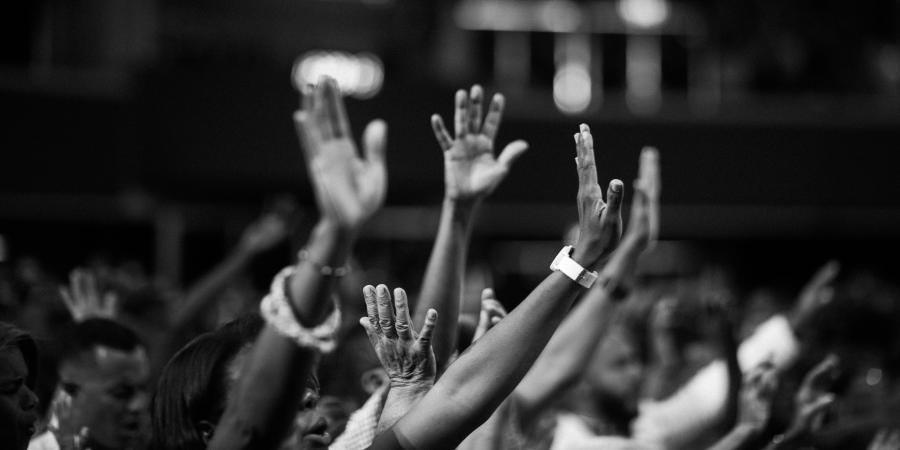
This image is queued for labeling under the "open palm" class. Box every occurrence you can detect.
[294,77,387,230]
[431,86,528,201]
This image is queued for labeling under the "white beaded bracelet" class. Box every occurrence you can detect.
[260,266,340,353]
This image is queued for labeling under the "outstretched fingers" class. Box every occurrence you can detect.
[803,354,839,389]
[363,285,381,331]
[468,85,484,135]
[575,124,599,189]
[481,93,505,140]
[393,288,414,341]
[430,115,453,151]
[454,89,469,139]
[604,179,624,223]
[416,309,438,348]
[497,140,529,169]
[321,77,351,138]
[362,119,388,165]
[375,284,397,338]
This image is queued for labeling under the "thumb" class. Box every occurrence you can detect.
[363,119,388,164]
[498,140,529,168]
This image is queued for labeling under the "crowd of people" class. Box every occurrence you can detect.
[1,77,899,450]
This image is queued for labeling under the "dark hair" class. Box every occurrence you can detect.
[150,314,264,450]
[0,322,38,390]
[59,318,143,364]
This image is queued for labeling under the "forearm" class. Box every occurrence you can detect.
[172,247,255,330]
[722,322,742,433]
[706,424,760,450]
[378,383,432,433]
[209,220,353,449]
[515,234,642,419]
[395,270,584,450]
[514,286,616,418]
[414,198,476,372]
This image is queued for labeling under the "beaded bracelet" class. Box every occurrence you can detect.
[260,266,340,353]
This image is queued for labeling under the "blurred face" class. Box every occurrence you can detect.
[224,347,331,450]
[585,329,645,419]
[0,347,39,450]
[57,345,150,450]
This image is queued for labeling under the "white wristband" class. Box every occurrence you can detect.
[550,245,598,288]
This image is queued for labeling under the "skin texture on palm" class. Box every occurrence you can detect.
[369,124,624,450]
[358,285,437,433]
[415,85,527,373]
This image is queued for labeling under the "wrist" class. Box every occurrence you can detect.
[443,196,481,216]
[389,379,433,397]
[570,246,602,269]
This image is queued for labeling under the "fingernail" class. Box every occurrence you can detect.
[611,180,623,193]
[376,284,389,296]
[580,123,590,133]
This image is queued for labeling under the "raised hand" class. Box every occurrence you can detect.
[737,361,778,433]
[869,429,900,450]
[431,85,528,202]
[59,268,118,322]
[791,261,840,330]
[360,285,438,388]
[789,355,838,434]
[238,212,289,254]
[472,288,507,343]
[627,147,660,248]
[293,77,387,230]
[572,124,624,265]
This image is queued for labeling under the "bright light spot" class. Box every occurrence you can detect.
[538,0,581,33]
[618,0,669,29]
[553,63,592,114]
[292,51,384,99]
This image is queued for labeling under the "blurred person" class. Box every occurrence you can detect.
[30,318,151,450]
[150,314,330,450]
[0,321,40,450]
[629,260,840,450]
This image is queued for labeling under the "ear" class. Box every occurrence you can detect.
[359,368,388,395]
[197,420,215,445]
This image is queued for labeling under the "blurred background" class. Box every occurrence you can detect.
[2,0,900,297]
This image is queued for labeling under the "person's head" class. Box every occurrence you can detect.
[54,318,150,450]
[151,314,328,450]
[584,324,646,424]
[0,322,40,450]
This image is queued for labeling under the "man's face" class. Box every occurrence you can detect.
[0,348,38,450]
[58,345,150,450]
[586,329,645,418]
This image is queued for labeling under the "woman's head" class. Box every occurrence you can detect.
[151,325,249,450]
[0,322,39,450]
[151,314,327,450]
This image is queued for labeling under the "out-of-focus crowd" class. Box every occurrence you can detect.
[2,78,900,450]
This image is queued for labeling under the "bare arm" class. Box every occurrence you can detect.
[380,124,624,450]
[171,214,288,331]
[707,361,777,450]
[415,86,527,372]
[514,147,659,421]
[209,77,387,450]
